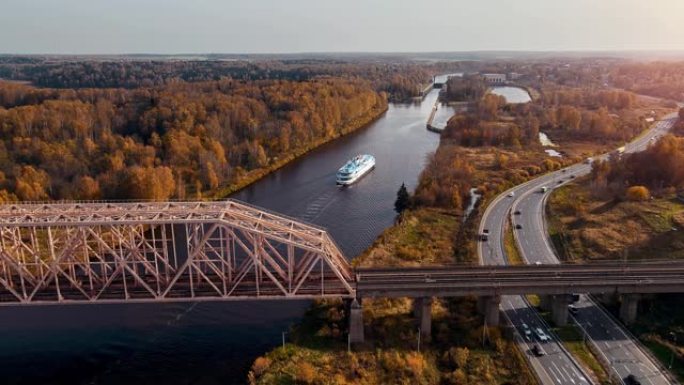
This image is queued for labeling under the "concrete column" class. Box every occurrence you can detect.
[413,297,432,341]
[538,295,551,312]
[349,298,364,344]
[551,295,569,326]
[478,295,501,326]
[620,294,640,325]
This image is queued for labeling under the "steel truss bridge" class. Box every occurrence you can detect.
[0,200,354,305]
[0,200,682,306]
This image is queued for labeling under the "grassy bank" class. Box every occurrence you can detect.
[213,103,388,198]
[548,183,684,262]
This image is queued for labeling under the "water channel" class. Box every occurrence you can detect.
[0,89,444,385]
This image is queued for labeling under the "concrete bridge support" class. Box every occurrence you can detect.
[477,295,501,326]
[620,294,640,325]
[550,295,570,326]
[349,298,365,344]
[413,297,433,341]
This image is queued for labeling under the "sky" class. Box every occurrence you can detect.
[1,0,684,54]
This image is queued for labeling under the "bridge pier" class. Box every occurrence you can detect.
[478,295,501,326]
[413,297,432,341]
[619,294,640,324]
[349,298,365,344]
[550,295,571,326]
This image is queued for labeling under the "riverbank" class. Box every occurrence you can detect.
[213,102,389,198]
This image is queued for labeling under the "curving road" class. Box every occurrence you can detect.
[478,111,680,385]
[479,181,594,385]
[510,113,678,385]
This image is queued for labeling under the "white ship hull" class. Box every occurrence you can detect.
[336,155,375,185]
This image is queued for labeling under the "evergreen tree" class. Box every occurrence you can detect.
[394,183,410,214]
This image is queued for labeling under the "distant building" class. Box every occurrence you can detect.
[482,73,506,84]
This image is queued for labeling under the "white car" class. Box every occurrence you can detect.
[508,191,515,197]
[535,328,549,342]
[521,323,532,340]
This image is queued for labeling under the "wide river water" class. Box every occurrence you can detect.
[0,89,447,385]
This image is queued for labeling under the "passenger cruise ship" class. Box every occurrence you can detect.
[336,154,375,185]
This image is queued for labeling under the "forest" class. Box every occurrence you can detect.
[611,61,684,101]
[0,78,386,202]
[0,57,473,102]
[442,86,644,148]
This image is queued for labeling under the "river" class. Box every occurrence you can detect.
[0,90,443,385]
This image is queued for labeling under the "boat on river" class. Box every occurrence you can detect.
[336,154,375,185]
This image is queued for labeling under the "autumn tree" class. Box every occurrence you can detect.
[626,185,650,201]
[14,166,50,201]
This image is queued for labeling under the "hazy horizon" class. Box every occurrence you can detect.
[2,0,684,55]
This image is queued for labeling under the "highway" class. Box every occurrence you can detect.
[478,111,680,385]
[510,114,678,385]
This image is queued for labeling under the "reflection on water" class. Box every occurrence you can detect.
[0,90,442,385]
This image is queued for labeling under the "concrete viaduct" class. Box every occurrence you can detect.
[351,262,684,342]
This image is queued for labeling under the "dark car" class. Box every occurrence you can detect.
[515,224,522,229]
[531,344,546,357]
[514,210,521,215]
[624,374,641,385]
[480,234,489,242]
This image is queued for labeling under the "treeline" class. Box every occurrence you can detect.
[0,57,473,102]
[0,78,386,201]
[611,61,684,101]
[590,134,684,196]
[443,87,644,148]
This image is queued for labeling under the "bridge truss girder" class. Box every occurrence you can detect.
[0,200,355,305]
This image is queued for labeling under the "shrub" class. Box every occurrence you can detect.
[295,361,317,384]
[251,356,272,377]
[626,185,650,201]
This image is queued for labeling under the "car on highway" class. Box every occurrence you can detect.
[568,305,579,315]
[535,328,549,342]
[624,374,642,385]
[508,191,515,197]
[521,323,532,340]
[514,210,521,215]
[515,224,522,229]
[539,186,548,193]
[531,344,546,357]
